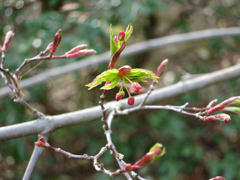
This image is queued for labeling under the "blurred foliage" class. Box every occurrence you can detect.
[0,0,240,179]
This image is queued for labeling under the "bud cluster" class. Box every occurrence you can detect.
[202,96,240,123]
[115,65,143,105]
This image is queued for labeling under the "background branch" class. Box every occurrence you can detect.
[0,27,239,98]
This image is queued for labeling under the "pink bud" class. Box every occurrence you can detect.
[128,96,135,106]
[115,91,125,101]
[203,113,231,123]
[209,176,225,180]
[114,36,118,44]
[206,99,218,109]
[66,49,96,58]
[156,59,168,77]
[65,44,87,55]
[131,82,143,94]
[2,30,14,51]
[118,30,125,41]
[51,29,62,55]
[118,65,132,75]
[44,42,53,52]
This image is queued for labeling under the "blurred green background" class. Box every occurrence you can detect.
[0,0,240,179]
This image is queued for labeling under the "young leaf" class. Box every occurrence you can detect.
[223,107,240,116]
[100,78,120,90]
[110,26,118,56]
[125,25,133,42]
[228,99,240,106]
[127,69,158,82]
[86,69,118,90]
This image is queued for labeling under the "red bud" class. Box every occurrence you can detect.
[114,36,118,44]
[2,30,14,51]
[119,147,163,173]
[51,29,62,55]
[118,30,125,41]
[115,91,125,101]
[37,134,45,142]
[128,96,135,105]
[35,141,47,148]
[118,65,132,75]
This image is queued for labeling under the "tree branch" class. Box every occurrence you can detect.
[1,63,240,140]
[0,27,239,98]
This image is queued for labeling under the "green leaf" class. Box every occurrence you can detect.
[127,68,158,82]
[125,25,133,42]
[229,99,240,106]
[86,69,119,90]
[101,78,120,90]
[224,107,240,116]
[149,143,166,161]
[110,25,118,56]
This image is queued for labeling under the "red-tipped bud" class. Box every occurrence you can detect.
[35,141,47,148]
[209,176,225,180]
[2,30,14,51]
[115,91,125,101]
[65,44,87,55]
[118,30,125,41]
[118,65,132,75]
[37,134,45,143]
[131,82,143,94]
[203,113,231,123]
[51,29,62,55]
[156,59,168,77]
[128,96,135,106]
[120,144,165,173]
[65,49,96,58]
[207,96,240,114]
[207,99,218,109]
[114,36,118,44]
[133,148,162,168]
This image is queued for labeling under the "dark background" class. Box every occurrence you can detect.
[0,0,240,179]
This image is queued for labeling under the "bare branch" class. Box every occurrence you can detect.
[0,27,240,98]
[23,142,47,180]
